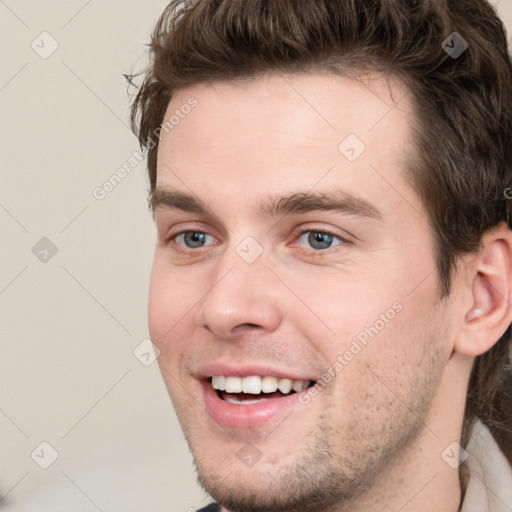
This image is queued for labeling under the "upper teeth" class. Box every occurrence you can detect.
[211,375,311,394]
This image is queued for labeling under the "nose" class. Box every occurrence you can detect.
[197,248,282,339]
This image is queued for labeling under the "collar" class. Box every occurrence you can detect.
[461,420,512,511]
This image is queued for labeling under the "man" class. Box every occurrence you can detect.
[129,0,512,510]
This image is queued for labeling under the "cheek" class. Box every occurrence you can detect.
[148,262,204,406]
[286,267,403,353]
[290,259,439,377]
[147,258,202,355]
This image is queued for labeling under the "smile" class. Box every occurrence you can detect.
[212,375,312,396]
[202,375,316,428]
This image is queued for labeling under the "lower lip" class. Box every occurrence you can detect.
[202,381,310,428]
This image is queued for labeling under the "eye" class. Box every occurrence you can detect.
[166,228,346,253]
[171,230,217,249]
[296,230,345,251]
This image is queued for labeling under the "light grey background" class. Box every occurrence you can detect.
[1,1,512,511]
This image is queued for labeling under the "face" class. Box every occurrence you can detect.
[149,73,454,512]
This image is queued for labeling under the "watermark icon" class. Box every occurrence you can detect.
[236,442,262,468]
[31,31,59,59]
[338,133,366,162]
[92,97,198,201]
[133,338,160,366]
[299,301,403,404]
[504,187,512,200]
[236,236,263,263]
[442,32,468,59]
[32,237,58,263]
[441,441,469,469]
[31,441,59,469]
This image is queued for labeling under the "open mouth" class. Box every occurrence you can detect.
[209,375,316,405]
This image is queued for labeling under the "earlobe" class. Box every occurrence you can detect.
[456,223,512,357]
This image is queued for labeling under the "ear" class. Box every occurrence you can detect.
[454,222,512,357]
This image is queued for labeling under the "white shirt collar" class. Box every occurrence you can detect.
[461,420,512,511]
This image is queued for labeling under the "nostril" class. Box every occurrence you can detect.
[233,323,262,332]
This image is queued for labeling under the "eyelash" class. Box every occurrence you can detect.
[166,228,348,256]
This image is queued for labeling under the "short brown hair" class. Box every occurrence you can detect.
[129,0,512,464]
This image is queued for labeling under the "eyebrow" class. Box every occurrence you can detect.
[149,187,383,221]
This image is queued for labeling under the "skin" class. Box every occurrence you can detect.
[148,72,512,512]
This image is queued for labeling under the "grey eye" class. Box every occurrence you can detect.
[298,231,342,250]
[178,231,210,248]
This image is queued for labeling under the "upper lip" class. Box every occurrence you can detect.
[194,362,318,382]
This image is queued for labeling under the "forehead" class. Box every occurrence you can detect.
[164,72,410,136]
[155,72,417,218]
